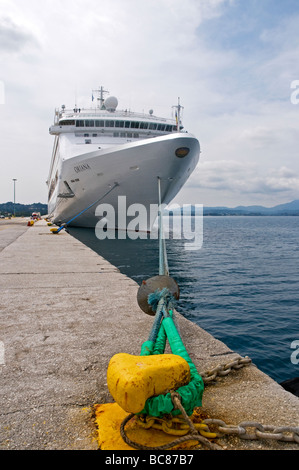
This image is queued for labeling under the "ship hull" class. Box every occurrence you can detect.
[48,133,200,231]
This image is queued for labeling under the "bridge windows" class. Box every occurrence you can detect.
[74,119,175,132]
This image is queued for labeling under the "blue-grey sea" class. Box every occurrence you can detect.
[69,216,299,385]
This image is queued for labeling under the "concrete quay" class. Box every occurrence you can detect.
[0,219,298,450]
[0,218,29,253]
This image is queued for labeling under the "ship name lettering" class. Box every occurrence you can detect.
[74,163,91,173]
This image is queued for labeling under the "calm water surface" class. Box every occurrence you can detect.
[69,216,299,384]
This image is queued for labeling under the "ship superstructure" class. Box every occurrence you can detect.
[47,87,200,231]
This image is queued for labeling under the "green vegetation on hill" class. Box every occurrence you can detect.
[167,200,299,216]
[0,202,48,217]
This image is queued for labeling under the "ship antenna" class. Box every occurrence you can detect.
[92,86,109,109]
[172,97,184,132]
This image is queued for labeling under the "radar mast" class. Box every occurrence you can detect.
[92,86,109,109]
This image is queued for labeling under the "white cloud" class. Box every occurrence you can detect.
[181,159,299,207]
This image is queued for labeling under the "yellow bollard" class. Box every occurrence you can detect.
[107,353,190,414]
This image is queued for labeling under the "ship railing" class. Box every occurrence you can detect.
[59,108,174,123]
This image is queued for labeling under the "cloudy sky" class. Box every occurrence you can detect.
[0,0,299,207]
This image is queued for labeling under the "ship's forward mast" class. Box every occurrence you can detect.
[92,86,109,109]
[172,97,184,132]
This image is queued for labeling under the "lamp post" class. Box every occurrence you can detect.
[13,179,17,217]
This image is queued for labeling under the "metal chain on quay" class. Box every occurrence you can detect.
[120,178,299,451]
[121,356,299,449]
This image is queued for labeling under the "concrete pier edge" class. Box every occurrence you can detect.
[0,219,298,450]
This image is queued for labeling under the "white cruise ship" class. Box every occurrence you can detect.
[47,87,200,232]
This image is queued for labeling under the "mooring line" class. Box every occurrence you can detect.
[54,182,119,233]
[158,177,169,276]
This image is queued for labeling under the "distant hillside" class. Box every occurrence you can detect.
[1,199,299,218]
[205,199,299,215]
[0,202,48,217]
[167,200,299,216]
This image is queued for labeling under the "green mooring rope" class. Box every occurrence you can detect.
[139,289,204,418]
[138,178,204,418]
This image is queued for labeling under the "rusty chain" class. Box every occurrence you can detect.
[200,355,252,384]
[120,354,299,449]
[202,418,299,444]
[200,356,299,445]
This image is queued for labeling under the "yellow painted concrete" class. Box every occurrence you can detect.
[94,402,200,450]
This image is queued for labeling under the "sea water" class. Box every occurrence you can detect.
[69,216,299,384]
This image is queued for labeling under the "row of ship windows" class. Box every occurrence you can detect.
[82,132,141,141]
[60,119,178,132]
